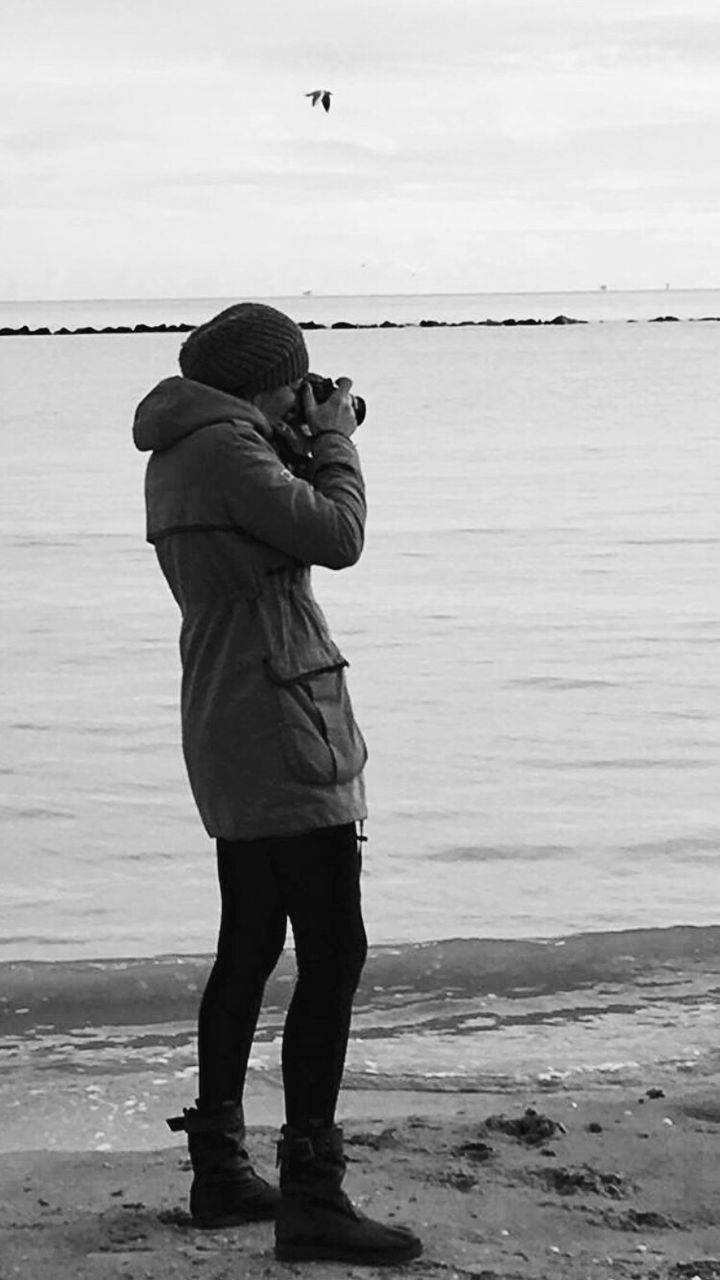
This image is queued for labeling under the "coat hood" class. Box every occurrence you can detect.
[132,375,270,452]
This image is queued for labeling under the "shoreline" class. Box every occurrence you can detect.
[3,1079,720,1277]
[4,928,720,1139]
[2,313,720,336]
[5,924,720,1025]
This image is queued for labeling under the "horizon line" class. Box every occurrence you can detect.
[2,285,720,305]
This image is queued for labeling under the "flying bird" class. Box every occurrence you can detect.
[306,89,332,112]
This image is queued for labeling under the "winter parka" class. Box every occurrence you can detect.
[132,375,367,840]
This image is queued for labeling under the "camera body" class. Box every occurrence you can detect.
[286,372,367,429]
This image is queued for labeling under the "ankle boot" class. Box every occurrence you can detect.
[166,1101,280,1228]
[275,1123,422,1265]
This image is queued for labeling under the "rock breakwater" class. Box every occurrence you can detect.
[1,314,718,336]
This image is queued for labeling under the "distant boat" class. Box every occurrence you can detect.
[302,289,313,296]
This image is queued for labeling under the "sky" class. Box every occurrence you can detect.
[2,0,720,299]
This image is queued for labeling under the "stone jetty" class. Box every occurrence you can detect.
[0,314,718,336]
[0,317,587,336]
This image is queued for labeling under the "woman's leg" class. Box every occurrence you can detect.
[197,837,288,1107]
[276,823,368,1129]
[272,827,422,1266]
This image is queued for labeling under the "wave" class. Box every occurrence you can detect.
[3,926,720,1093]
[429,844,575,863]
[507,677,621,691]
[619,836,720,860]
[2,925,720,1039]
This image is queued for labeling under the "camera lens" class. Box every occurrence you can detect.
[351,395,367,426]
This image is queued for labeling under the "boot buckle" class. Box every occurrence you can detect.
[166,1109,191,1133]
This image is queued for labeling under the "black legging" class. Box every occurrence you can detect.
[197,822,368,1129]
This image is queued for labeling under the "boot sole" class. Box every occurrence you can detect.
[275,1239,423,1265]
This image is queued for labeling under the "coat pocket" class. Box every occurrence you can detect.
[265,660,368,787]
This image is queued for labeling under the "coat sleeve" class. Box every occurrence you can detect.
[217,425,366,570]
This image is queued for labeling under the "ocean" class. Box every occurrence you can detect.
[1,289,719,1139]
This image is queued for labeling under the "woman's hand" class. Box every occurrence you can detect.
[303,377,358,438]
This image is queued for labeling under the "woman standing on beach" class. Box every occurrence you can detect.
[132,302,421,1267]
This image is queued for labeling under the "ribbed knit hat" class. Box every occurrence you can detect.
[178,302,309,399]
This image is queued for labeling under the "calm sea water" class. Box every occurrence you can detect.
[1,290,719,966]
[1,291,720,1125]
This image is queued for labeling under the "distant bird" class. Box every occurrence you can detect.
[306,89,332,113]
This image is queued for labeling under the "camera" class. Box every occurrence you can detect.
[286,372,367,429]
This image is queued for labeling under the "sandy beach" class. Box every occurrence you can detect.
[3,1078,720,1280]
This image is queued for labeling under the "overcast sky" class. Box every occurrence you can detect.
[2,0,719,299]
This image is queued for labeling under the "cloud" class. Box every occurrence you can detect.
[1,123,138,156]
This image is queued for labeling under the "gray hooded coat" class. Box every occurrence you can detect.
[133,376,367,840]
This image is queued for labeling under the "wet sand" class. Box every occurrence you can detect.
[3,1080,720,1278]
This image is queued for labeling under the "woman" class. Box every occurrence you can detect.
[132,302,421,1266]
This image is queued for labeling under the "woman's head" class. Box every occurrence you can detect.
[179,302,309,402]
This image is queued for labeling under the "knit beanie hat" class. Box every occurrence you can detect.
[178,302,309,399]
